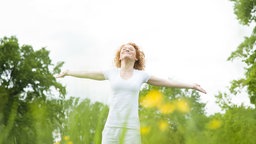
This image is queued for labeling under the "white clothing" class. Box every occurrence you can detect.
[102,68,150,144]
[103,68,150,129]
[102,126,141,144]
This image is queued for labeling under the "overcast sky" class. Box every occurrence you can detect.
[0,0,253,114]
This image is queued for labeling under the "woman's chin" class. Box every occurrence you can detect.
[120,56,135,61]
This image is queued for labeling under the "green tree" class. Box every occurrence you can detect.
[207,1,256,143]
[0,36,66,143]
[203,106,256,144]
[228,0,256,105]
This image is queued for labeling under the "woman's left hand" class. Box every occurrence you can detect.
[192,84,207,94]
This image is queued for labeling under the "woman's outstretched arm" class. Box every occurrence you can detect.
[147,76,207,94]
[55,70,105,80]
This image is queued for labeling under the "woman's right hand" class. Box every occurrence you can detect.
[55,70,69,78]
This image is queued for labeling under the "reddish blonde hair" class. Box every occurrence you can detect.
[114,42,145,70]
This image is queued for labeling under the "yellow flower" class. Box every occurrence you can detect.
[140,90,163,108]
[159,102,176,114]
[206,119,222,130]
[67,141,73,144]
[158,120,168,132]
[63,136,70,141]
[175,99,190,113]
[140,126,151,135]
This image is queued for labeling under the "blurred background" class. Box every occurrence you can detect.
[1,0,256,143]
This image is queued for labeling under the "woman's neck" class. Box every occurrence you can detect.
[120,59,135,72]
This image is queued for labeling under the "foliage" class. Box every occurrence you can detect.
[230,0,256,25]
[139,85,208,144]
[214,1,256,142]
[57,86,256,144]
[59,98,109,144]
[56,86,209,144]
[204,106,256,144]
[0,36,66,143]
[228,0,256,105]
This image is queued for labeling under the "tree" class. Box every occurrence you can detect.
[203,105,256,144]
[205,1,256,143]
[0,36,66,143]
[228,0,256,105]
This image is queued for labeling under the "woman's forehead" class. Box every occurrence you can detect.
[122,44,135,49]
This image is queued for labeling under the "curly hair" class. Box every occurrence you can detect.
[114,42,145,70]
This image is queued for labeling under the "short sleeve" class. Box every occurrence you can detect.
[103,69,115,80]
[142,71,151,83]
[103,69,111,80]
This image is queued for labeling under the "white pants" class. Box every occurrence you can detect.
[102,126,141,144]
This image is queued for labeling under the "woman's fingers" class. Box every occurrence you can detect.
[194,84,207,94]
[55,73,63,78]
[198,86,207,94]
[55,71,66,78]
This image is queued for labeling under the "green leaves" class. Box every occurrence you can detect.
[139,86,208,144]
[60,98,109,144]
[231,0,256,25]
[0,36,66,143]
[228,0,256,106]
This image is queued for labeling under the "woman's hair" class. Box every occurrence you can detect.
[114,42,145,70]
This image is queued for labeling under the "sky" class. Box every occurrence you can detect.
[0,0,254,114]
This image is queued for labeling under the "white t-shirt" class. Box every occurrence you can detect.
[103,68,150,129]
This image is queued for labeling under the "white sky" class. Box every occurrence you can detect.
[0,0,253,114]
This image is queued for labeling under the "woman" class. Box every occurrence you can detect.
[56,42,206,144]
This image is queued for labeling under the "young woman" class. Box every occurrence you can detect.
[56,42,206,144]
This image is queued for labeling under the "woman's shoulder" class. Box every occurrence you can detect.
[134,69,148,75]
[134,69,151,82]
[105,67,119,73]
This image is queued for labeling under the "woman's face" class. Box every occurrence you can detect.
[119,44,137,61]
